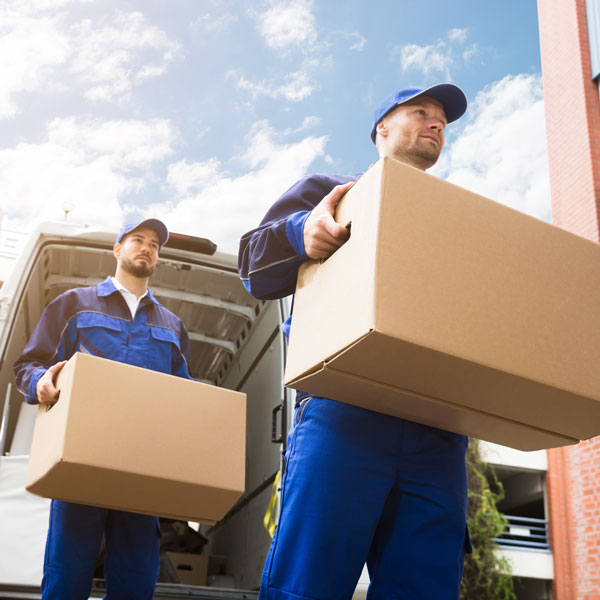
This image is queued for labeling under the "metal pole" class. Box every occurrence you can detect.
[0,383,12,456]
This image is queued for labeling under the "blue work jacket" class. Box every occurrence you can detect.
[14,276,192,404]
[238,173,357,404]
[238,173,357,302]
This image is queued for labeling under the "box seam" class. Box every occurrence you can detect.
[321,363,579,444]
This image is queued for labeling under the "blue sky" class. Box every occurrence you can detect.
[0,0,549,254]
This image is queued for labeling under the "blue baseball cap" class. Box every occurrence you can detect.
[370,83,467,143]
[115,218,169,248]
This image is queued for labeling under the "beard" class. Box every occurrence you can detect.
[391,136,441,170]
[120,256,155,278]
[410,137,441,167]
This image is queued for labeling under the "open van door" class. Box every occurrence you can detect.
[0,222,293,596]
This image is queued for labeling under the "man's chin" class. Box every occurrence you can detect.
[414,146,441,168]
[122,261,154,278]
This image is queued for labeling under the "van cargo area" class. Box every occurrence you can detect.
[0,223,293,598]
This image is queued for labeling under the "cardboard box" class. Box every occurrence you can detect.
[284,157,600,451]
[26,353,246,523]
[166,552,208,586]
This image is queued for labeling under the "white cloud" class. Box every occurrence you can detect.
[348,32,366,51]
[283,115,319,135]
[167,159,222,196]
[227,68,316,101]
[4,0,89,12]
[192,12,239,33]
[0,3,180,118]
[255,0,317,51]
[395,27,478,80]
[448,28,468,43]
[70,11,182,102]
[1,117,176,233]
[159,121,328,253]
[243,1,327,107]
[400,43,453,79]
[277,70,315,101]
[0,9,70,118]
[48,117,175,169]
[463,43,480,63]
[431,73,550,222]
[301,115,319,128]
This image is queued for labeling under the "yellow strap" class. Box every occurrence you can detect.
[263,470,281,538]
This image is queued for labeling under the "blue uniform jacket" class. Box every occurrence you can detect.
[238,173,357,302]
[238,173,357,403]
[14,276,192,404]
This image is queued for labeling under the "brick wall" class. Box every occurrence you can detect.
[537,0,600,598]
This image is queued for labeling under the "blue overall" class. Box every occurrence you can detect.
[14,277,192,600]
[239,174,471,600]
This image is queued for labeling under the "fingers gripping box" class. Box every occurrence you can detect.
[26,353,246,524]
[284,156,600,451]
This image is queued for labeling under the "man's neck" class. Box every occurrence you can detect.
[113,268,149,298]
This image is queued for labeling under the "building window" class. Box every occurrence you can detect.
[587,0,600,80]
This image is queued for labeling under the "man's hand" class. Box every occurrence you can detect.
[303,182,355,259]
[36,361,67,405]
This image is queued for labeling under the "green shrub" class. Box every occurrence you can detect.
[460,439,516,600]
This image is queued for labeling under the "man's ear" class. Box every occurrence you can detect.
[113,243,121,261]
[376,119,388,138]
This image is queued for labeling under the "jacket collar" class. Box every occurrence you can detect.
[96,276,159,305]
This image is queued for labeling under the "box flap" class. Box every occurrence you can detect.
[288,366,578,451]
[317,330,600,441]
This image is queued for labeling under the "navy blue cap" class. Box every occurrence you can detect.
[115,218,169,248]
[371,83,467,143]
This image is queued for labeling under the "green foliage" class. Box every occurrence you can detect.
[460,439,517,600]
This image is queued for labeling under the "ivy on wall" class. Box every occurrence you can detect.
[460,439,516,600]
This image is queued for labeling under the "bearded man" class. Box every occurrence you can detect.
[14,218,192,600]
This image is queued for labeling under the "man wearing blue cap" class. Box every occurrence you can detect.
[14,218,192,600]
[239,84,471,600]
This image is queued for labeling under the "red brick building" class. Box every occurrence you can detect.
[537,0,600,598]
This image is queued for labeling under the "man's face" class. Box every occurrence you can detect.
[114,227,160,278]
[376,96,447,170]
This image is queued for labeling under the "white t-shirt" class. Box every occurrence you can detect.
[111,277,148,319]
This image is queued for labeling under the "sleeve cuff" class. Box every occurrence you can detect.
[285,211,311,260]
[26,368,46,405]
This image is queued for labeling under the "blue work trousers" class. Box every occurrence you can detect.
[260,397,470,600]
[41,500,161,600]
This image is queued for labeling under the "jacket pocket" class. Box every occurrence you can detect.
[146,326,181,373]
[149,325,181,350]
[75,312,123,357]
[77,311,122,331]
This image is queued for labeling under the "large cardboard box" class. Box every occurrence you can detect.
[26,353,246,523]
[284,157,600,451]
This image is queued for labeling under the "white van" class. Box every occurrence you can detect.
[0,221,297,599]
